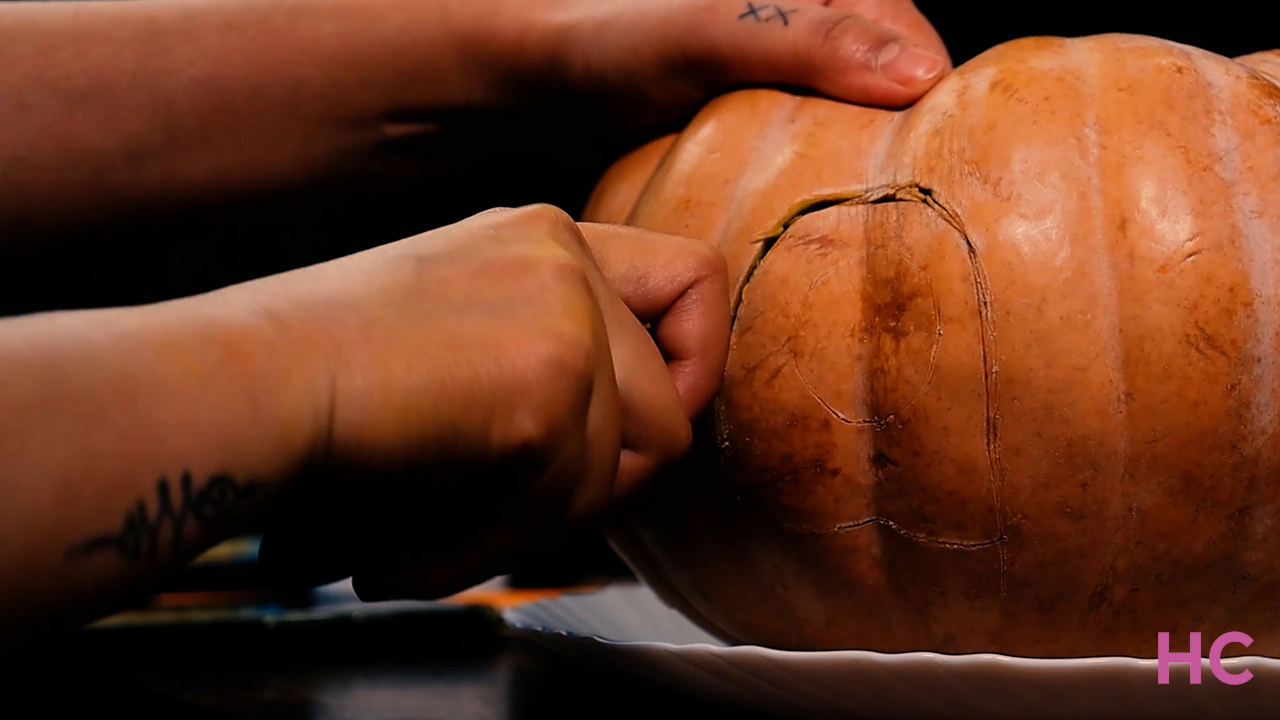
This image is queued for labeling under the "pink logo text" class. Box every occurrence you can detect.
[1158,632,1254,685]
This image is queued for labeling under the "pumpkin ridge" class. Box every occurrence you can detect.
[731,183,1010,593]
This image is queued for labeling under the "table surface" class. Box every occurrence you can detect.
[3,584,787,720]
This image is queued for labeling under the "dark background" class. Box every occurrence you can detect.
[916,2,1274,71]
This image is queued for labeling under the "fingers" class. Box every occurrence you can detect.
[820,0,951,67]
[689,0,948,107]
[601,303,691,496]
[577,223,730,421]
[544,218,692,501]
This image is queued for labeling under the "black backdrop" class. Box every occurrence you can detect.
[915,2,1273,66]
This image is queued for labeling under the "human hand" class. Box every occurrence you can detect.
[244,205,729,599]
[393,0,952,157]
[480,0,950,115]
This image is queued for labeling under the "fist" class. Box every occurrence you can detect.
[251,204,729,598]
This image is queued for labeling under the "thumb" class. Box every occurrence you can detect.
[695,0,949,107]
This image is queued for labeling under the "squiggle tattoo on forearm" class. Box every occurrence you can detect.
[738,2,797,26]
[66,471,259,562]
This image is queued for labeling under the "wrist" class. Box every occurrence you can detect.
[0,295,330,629]
[138,289,333,488]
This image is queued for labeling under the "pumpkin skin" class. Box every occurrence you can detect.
[584,34,1280,658]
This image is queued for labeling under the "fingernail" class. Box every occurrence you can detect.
[877,42,946,87]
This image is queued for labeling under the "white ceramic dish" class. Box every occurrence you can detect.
[502,583,1280,719]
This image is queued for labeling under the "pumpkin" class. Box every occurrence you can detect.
[583,34,1280,658]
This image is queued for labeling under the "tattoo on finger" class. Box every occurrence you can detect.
[738,2,797,26]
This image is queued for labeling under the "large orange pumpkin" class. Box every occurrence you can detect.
[584,35,1280,658]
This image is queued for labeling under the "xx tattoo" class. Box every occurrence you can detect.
[738,2,798,26]
[67,471,258,562]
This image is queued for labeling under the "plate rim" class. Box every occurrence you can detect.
[501,584,1280,670]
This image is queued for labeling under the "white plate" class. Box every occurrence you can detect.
[502,583,1280,719]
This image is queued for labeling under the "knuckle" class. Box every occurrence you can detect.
[500,325,600,452]
[512,203,582,241]
[527,248,597,301]
[684,239,729,281]
[816,13,889,65]
[531,324,599,391]
[495,251,609,466]
[458,205,518,233]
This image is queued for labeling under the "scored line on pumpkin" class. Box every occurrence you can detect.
[732,504,1008,550]
[736,183,1010,595]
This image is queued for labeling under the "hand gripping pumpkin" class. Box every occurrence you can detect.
[584,35,1280,658]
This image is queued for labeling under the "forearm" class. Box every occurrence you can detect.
[0,292,325,636]
[0,0,953,252]
[0,0,507,246]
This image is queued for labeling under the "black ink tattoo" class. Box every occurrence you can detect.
[738,3,797,26]
[768,6,797,26]
[738,2,767,22]
[67,471,258,562]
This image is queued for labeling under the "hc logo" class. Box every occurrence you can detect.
[1158,632,1254,684]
